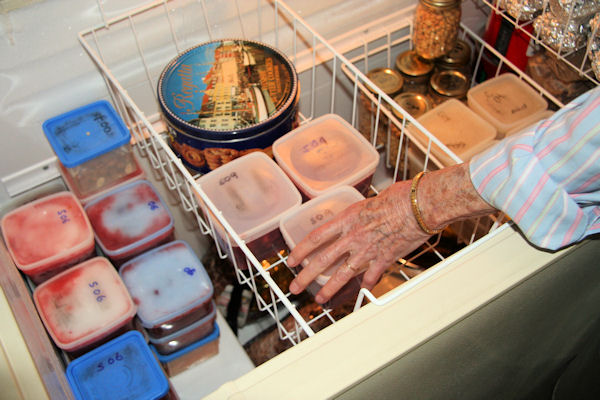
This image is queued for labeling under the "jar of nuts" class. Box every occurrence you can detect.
[413,0,462,60]
[395,50,435,94]
[428,69,469,106]
[435,39,472,75]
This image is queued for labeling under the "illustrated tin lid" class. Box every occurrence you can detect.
[158,39,298,141]
[365,68,404,95]
[0,191,95,275]
[395,50,434,77]
[33,257,137,352]
[42,100,131,168]
[66,330,169,400]
[84,180,174,258]
[195,151,302,244]
[392,92,432,120]
[119,240,214,328]
[279,186,365,286]
[150,322,220,363]
[429,69,469,98]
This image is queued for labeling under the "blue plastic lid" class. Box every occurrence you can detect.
[43,100,131,168]
[66,330,169,400]
[150,322,220,363]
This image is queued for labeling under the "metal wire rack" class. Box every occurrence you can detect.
[77,0,590,346]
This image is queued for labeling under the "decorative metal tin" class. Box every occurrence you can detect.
[158,39,299,172]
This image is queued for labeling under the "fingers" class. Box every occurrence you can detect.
[313,259,365,304]
[286,217,342,268]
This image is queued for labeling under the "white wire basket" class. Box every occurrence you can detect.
[77,0,588,346]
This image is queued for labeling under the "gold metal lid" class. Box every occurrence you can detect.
[420,0,461,9]
[392,92,431,120]
[366,68,404,95]
[429,70,469,98]
[395,50,435,77]
[437,39,471,67]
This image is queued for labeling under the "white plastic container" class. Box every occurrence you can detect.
[279,186,365,308]
[195,151,302,269]
[408,99,497,167]
[467,73,548,137]
[84,180,174,265]
[119,240,214,338]
[273,114,380,199]
[1,191,95,284]
[33,257,137,357]
[42,100,145,205]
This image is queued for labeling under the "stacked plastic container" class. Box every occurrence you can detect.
[119,240,218,376]
[42,100,145,206]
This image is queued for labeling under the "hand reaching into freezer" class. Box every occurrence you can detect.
[287,163,497,304]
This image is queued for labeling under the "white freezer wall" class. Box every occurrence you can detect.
[0,0,487,202]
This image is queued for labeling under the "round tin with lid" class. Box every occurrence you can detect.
[428,69,469,105]
[365,68,404,96]
[158,39,299,172]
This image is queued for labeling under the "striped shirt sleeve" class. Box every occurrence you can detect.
[469,85,600,250]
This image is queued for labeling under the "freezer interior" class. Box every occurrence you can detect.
[1,0,599,398]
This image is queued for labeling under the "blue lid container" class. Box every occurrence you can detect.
[66,330,169,400]
[42,100,131,168]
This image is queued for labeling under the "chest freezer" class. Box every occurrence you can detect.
[1,1,599,399]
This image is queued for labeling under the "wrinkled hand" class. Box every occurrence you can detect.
[287,181,432,304]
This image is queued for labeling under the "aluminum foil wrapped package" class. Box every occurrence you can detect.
[501,0,546,21]
[589,13,600,80]
[549,0,600,22]
[533,11,588,51]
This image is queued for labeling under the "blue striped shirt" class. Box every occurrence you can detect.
[469,85,600,250]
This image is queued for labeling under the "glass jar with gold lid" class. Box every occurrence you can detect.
[389,92,432,170]
[428,69,469,106]
[358,67,404,148]
[435,39,472,75]
[413,0,462,60]
[395,50,434,94]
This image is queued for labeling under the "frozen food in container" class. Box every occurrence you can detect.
[84,180,174,264]
[273,113,380,199]
[195,151,302,269]
[467,73,548,137]
[42,100,145,205]
[66,330,170,400]
[408,99,497,167]
[151,323,220,377]
[279,186,366,308]
[33,257,137,356]
[119,240,214,338]
[148,301,217,355]
[1,191,95,284]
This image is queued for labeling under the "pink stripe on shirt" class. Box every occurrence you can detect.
[514,173,549,223]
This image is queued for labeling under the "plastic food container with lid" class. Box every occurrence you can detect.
[1,191,95,284]
[467,73,548,137]
[149,301,217,355]
[157,39,299,173]
[119,240,214,338]
[273,113,380,200]
[151,323,220,377]
[33,257,137,356]
[195,151,302,269]
[42,100,145,206]
[408,99,497,167]
[66,330,170,400]
[279,186,366,308]
[84,180,174,264]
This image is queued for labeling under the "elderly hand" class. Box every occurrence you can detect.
[286,163,497,304]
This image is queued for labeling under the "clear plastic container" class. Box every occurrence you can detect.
[273,114,380,199]
[408,99,497,167]
[1,191,95,284]
[119,240,214,338]
[279,186,366,308]
[84,180,174,264]
[148,301,217,355]
[467,73,548,137]
[150,323,220,377]
[33,257,137,356]
[195,152,302,269]
[66,330,170,400]
[42,100,145,205]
